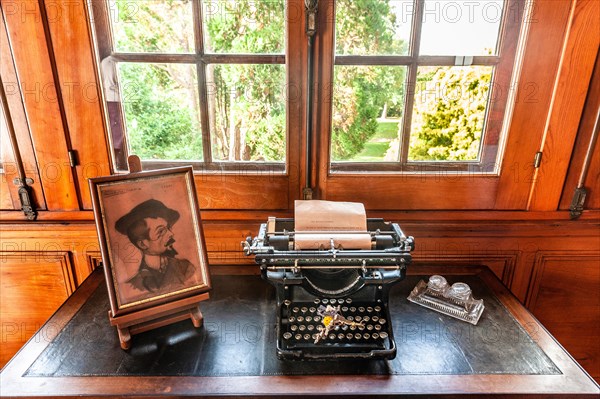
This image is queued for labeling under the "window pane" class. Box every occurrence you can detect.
[207,64,286,162]
[420,0,503,56]
[118,63,203,161]
[408,66,493,161]
[335,0,412,56]
[331,65,407,162]
[203,0,285,54]
[109,0,194,53]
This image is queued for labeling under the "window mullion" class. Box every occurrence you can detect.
[399,0,425,164]
[194,0,212,163]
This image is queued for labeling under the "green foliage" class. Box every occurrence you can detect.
[408,67,492,161]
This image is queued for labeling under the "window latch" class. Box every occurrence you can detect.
[12,178,37,220]
[533,151,543,168]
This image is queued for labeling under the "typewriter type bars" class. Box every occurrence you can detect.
[243,218,414,360]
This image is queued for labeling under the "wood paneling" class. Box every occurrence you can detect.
[1,0,79,210]
[0,252,75,367]
[526,251,600,381]
[529,0,600,210]
[43,0,112,209]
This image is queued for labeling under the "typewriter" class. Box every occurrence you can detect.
[243,202,414,360]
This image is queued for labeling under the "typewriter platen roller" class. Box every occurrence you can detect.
[243,217,414,360]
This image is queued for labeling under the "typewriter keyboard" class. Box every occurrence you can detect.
[279,297,393,355]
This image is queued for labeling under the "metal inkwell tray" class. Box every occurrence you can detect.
[407,275,485,325]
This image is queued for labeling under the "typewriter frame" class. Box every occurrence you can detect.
[243,218,414,360]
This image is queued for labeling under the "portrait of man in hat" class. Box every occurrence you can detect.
[115,199,196,294]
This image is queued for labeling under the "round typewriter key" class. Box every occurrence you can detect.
[366,307,373,313]
[307,324,314,331]
[341,325,348,331]
[301,306,308,313]
[379,332,389,339]
[350,307,357,312]
[299,325,306,331]
[358,307,365,313]
[346,333,353,339]
[305,316,312,322]
[345,298,352,304]
[322,299,329,304]
[309,307,316,313]
[341,306,349,312]
[316,325,323,331]
[363,316,370,322]
[283,332,292,340]
[367,324,374,331]
[297,316,304,322]
[355,316,362,322]
[283,300,291,306]
[358,324,365,331]
[371,316,379,322]
[363,333,370,339]
[314,298,320,304]
[328,333,336,340]
[314,316,321,322]
[338,333,345,340]
[374,306,381,312]
[355,333,362,340]
[290,325,298,331]
[379,318,386,325]
[350,325,356,331]
[312,333,318,340]
[347,316,354,321]
[292,307,299,313]
[375,324,382,331]
[372,333,379,339]
[295,334,302,340]
[304,334,311,340]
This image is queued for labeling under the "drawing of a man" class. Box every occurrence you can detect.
[115,199,195,294]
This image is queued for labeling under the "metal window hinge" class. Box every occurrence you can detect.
[68,150,79,167]
[533,151,543,168]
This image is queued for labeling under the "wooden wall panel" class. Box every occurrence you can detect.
[0,252,75,367]
[526,251,600,381]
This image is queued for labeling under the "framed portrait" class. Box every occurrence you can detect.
[89,166,211,317]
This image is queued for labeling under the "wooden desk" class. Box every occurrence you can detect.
[1,266,598,398]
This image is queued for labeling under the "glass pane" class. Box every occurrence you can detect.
[331,65,407,162]
[207,64,286,162]
[109,0,194,53]
[203,0,285,54]
[420,0,503,56]
[118,63,203,161]
[408,66,493,161]
[335,0,412,56]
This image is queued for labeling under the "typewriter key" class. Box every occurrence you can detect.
[363,333,370,339]
[347,316,354,321]
[307,324,314,331]
[372,316,379,322]
[292,307,299,313]
[301,307,308,313]
[363,316,370,322]
[350,307,357,312]
[345,298,352,304]
[372,333,379,339]
[341,306,349,312]
[309,307,316,313]
[355,333,362,340]
[283,300,291,306]
[338,333,345,340]
[322,299,329,304]
[358,307,365,313]
[379,318,386,325]
[366,307,373,313]
[316,325,324,331]
[306,316,312,322]
[290,325,298,331]
[379,332,388,339]
[346,333,353,339]
[328,333,336,340]
[358,325,365,331]
[314,298,320,304]
[314,316,321,322]
[297,316,304,322]
[341,325,348,331]
[355,316,362,322]
[288,316,295,322]
[367,324,374,331]
[295,334,302,340]
[374,306,381,312]
[350,325,356,331]
[312,333,318,340]
[283,332,292,340]
[375,324,382,331]
[304,334,311,340]
[299,325,306,331]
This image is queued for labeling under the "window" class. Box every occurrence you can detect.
[91,0,288,172]
[329,0,523,173]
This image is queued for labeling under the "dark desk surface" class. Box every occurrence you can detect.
[1,266,598,398]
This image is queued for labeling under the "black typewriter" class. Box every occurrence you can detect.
[243,217,414,360]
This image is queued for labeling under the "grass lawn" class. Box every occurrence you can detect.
[351,121,399,162]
